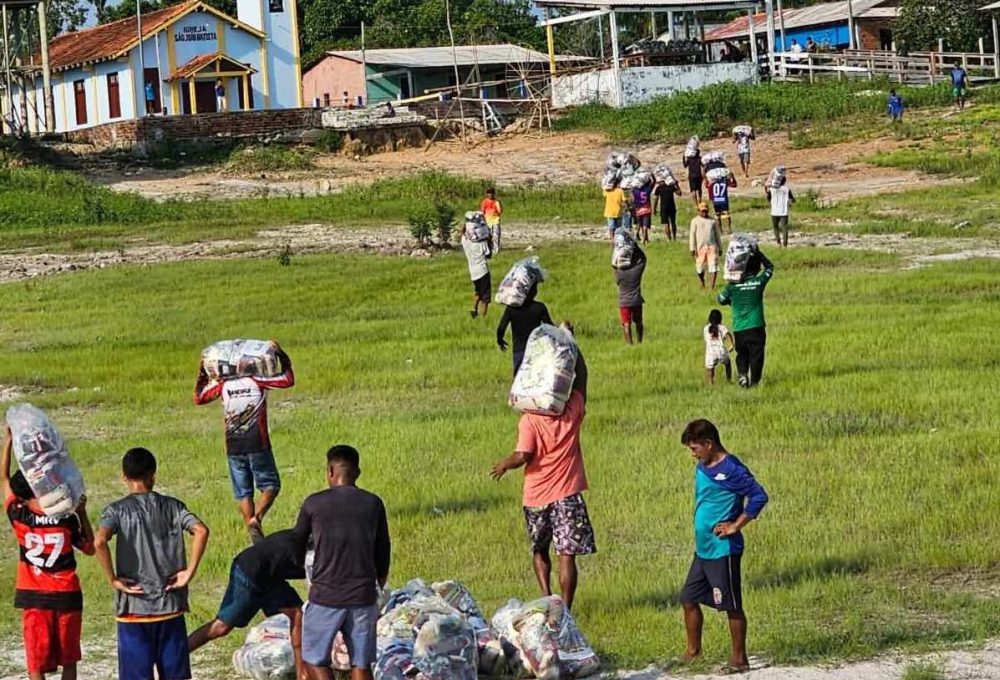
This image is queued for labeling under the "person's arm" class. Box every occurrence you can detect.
[374,500,391,589]
[193,365,222,405]
[254,344,295,389]
[496,199,503,217]
[673,184,682,196]
[73,495,96,556]
[166,510,210,592]
[1,426,12,499]
[689,221,697,255]
[290,500,313,555]
[491,416,536,480]
[540,303,554,327]
[712,221,723,249]
[789,190,795,203]
[572,351,588,404]
[93,512,145,595]
[496,307,512,350]
[765,187,772,200]
[718,286,732,306]
[713,463,769,537]
[729,175,738,188]
[651,187,659,215]
[490,450,531,480]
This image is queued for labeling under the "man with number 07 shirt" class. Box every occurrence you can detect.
[2,426,95,680]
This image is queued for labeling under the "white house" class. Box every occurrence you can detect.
[8,0,302,134]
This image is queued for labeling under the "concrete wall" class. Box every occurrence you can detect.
[552,61,756,109]
[303,56,365,107]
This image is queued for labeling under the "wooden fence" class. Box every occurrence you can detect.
[772,50,1000,84]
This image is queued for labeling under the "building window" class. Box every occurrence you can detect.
[106,72,121,119]
[268,0,283,12]
[323,92,330,107]
[73,79,87,125]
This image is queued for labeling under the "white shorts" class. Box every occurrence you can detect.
[705,355,730,370]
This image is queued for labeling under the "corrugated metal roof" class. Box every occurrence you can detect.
[535,0,755,8]
[981,1,1000,10]
[326,44,585,69]
[704,0,896,42]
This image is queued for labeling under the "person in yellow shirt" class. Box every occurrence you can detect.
[604,181,625,240]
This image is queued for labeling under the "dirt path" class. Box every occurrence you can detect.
[2,223,997,285]
[612,641,1000,679]
[92,130,952,204]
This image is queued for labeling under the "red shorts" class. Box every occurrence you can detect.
[22,608,82,673]
[619,305,643,325]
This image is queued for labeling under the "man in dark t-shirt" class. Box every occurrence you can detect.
[188,529,306,678]
[653,180,683,240]
[292,445,390,680]
[496,284,554,376]
[614,246,647,345]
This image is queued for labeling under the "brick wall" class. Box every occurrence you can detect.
[67,108,323,151]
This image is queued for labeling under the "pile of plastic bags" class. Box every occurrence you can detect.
[492,596,600,679]
[653,162,677,186]
[725,233,759,283]
[612,227,636,269]
[601,150,641,189]
[496,257,547,307]
[233,615,297,680]
[201,339,285,382]
[767,165,786,189]
[510,324,579,417]
[7,404,85,518]
[463,211,491,243]
[732,124,756,140]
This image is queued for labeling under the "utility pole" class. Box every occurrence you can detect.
[136,0,145,114]
[445,0,466,143]
[37,1,53,133]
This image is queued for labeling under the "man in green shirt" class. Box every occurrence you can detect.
[718,252,773,388]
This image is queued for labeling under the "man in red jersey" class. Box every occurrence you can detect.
[2,428,95,680]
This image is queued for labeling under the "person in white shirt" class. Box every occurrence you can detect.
[766,175,795,247]
[703,309,734,385]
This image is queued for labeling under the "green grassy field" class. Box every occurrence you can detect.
[1,241,998,674]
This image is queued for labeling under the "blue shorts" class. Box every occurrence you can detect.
[713,200,730,215]
[217,563,303,628]
[117,616,190,680]
[302,602,378,668]
[606,217,620,233]
[227,450,281,500]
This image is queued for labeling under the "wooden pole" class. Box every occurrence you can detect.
[189,79,197,114]
[546,23,557,75]
[445,0,467,143]
[847,0,855,50]
[747,10,759,68]
[37,1,53,133]
[667,11,675,41]
[2,4,15,135]
[777,0,786,51]
[609,9,621,107]
[765,0,776,76]
[993,14,999,78]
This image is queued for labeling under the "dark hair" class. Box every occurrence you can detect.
[681,419,723,447]
[708,309,723,338]
[486,187,496,196]
[122,447,157,481]
[10,470,34,500]
[327,445,360,470]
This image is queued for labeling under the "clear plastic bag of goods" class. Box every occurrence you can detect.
[430,580,484,620]
[724,233,759,283]
[733,124,755,139]
[375,640,417,680]
[600,167,620,190]
[684,136,700,158]
[510,598,562,680]
[382,578,434,614]
[706,166,731,184]
[611,228,635,269]
[619,174,639,191]
[606,150,639,171]
[495,257,547,307]
[702,150,725,166]
[633,169,653,187]
[767,165,786,189]
[555,606,600,678]
[377,595,459,653]
[463,211,491,242]
[509,324,578,417]
[201,339,285,382]
[653,163,676,185]
[234,615,294,680]
[6,404,84,519]
[413,614,477,680]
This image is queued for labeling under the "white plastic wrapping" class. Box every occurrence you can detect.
[201,339,285,382]
[702,150,725,165]
[463,211,491,243]
[684,136,700,158]
[6,404,84,519]
[732,124,755,139]
[495,257,547,307]
[600,168,620,190]
[413,614,477,680]
[509,324,578,416]
[491,596,600,679]
[767,165,786,189]
[233,615,295,680]
[605,150,639,172]
[706,166,732,184]
[612,227,636,269]
[725,233,759,283]
[653,163,677,185]
[632,169,653,187]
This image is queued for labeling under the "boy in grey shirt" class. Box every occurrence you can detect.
[95,448,210,680]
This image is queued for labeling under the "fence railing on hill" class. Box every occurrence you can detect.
[772,50,1000,85]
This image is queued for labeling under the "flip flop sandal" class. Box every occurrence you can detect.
[719,664,750,675]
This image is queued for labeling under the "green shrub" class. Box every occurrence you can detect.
[313,130,343,153]
[407,200,455,244]
[224,145,316,174]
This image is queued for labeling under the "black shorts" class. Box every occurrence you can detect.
[473,273,491,301]
[659,209,677,225]
[688,176,703,193]
[680,553,742,611]
[217,563,303,628]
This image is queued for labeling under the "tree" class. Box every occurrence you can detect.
[895,0,988,52]
[99,0,236,25]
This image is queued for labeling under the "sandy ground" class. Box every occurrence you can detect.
[89,130,951,204]
[3,223,999,285]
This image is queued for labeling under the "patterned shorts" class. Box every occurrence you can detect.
[523,493,597,556]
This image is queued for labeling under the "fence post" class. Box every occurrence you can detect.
[808,54,814,83]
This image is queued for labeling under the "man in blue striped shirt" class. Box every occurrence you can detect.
[679,419,768,674]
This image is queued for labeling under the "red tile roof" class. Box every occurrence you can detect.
[168,52,256,79]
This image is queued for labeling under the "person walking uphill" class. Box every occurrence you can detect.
[678,419,768,675]
[497,284,554,376]
[94,448,210,680]
[194,343,294,543]
[689,203,724,290]
[766,176,795,248]
[3,428,95,680]
[461,223,492,319]
[491,346,593,610]
[615,245,646,345]
[718,250,774,387]
[292,445,390,680]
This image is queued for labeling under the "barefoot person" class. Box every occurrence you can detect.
[653,179,682,241]
[615,245,647,345]
[689,203,723,290]
[491,339,593,610]
[188,530,307,680]
[766,175,795,248]
[718,250,774,388]
[195,343,294,543]
[679,419,768,675]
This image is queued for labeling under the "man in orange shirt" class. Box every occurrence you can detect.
[491,344,593,610]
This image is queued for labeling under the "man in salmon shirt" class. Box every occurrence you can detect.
[491,326,593,610]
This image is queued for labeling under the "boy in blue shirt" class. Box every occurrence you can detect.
[887,90,904,123]
[679,419,768,674]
